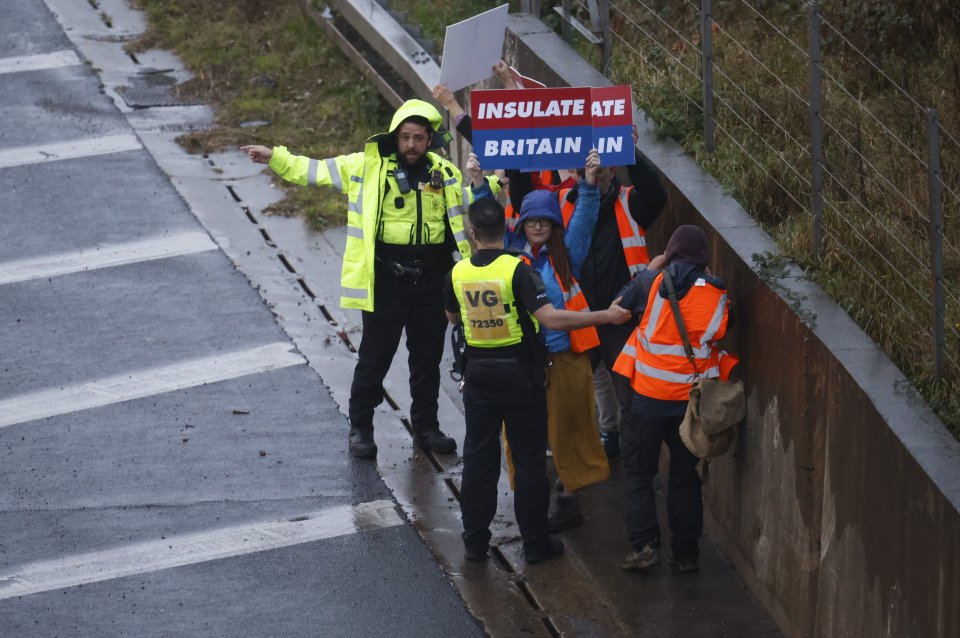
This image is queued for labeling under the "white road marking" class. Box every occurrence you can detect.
[0,500,403,599]
[0,49,82,75]
[0,134,142,169]
[0,342,306,429]
[0,231,218,286]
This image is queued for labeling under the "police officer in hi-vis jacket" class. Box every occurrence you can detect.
[242,99,475,459]
[444,158,631,563]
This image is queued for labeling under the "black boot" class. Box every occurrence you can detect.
[349,426,377,459]
[549,494,584,531]
[413,428,457,454]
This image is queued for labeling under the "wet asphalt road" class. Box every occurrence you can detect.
[0,1,483,635]
[0,1,788,636]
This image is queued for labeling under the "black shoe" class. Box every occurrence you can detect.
[464,544,489,562]
[666,554,699,573]
[348,427,377,459]
[413,429,457,454]
[524,537,564,564]
[621,543,661,571]
[599,430,620,459]
[548,494,584,531]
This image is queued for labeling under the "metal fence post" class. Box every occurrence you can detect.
[520,1,542,17]
[561,0,572,42]
[701,0,715,153]
[599,0,612,72]
[809,0,825,261]
[927,108,946,380]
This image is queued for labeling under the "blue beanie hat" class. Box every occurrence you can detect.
[515,189,564,232]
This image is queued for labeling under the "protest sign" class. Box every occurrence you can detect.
[439,4,509,92]
[471,85,635,170]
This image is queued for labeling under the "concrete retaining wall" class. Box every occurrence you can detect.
[504,14,960,638]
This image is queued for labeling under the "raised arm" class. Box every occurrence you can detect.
[563,149,601,275]
[533,296,630,330]
[241,144,361,192]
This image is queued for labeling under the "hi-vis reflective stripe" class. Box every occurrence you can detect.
[325,158,341,190]
[462,187,471,205]
[308,159,318,186]
[643,293,667,341]
[561,281,587,305]
[639,334,710,359]
[622,236,647,248]
[346,226,363,238]
[453,230,467,244]
[342,286,368,299]
[635,360,720,384]
[701,293,728,344]
[447,204,463,219]
[347,201,361,213]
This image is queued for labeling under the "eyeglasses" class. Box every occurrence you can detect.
[523,218,552,228]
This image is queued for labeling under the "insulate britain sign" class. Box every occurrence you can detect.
[470,86,635,170]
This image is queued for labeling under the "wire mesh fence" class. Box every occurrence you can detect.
[547,0,960,431]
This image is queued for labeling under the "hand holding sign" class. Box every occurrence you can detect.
[584,149,600,185]
[471,86,635,171]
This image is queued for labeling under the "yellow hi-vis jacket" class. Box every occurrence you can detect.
[267,99,473,311]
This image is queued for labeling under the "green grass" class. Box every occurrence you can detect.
[129,0,392,229]
[388,0,520,50]
[579,0,960,436]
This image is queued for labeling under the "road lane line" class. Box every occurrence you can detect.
[0,500,403,600]
[0,342,306,429]
[0,231,218,285]
[0,50,82,75]
[0,134,143,169]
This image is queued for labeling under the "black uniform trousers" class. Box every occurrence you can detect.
[460,359,551,552]
[621,411,703,561]
[348,267,447,438]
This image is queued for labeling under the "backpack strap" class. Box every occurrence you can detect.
[661,269,700,380]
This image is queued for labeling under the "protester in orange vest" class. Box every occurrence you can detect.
[557,125,667,460]
[469,149,610,531]
[612,225,736,574]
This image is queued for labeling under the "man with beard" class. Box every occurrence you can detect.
[242,100,471,459]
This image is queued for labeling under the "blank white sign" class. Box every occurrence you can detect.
[439,4,509,92]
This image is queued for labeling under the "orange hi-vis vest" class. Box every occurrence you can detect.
[518,250,600,354]
[560,185,650,276]
[613,272,732,400]
[504,171,556,232]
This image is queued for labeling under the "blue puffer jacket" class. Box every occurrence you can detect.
[471,181,600,353]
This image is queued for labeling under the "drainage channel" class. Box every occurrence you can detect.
[219,163,561,634]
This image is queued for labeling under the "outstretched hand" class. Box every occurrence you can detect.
[607,297,632,325]
[240,145,273,164]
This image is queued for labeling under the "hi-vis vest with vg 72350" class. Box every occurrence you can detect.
[451,254,534,348]
[267,100,472,312]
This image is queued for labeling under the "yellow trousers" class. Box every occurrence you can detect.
[506,350,610,491]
